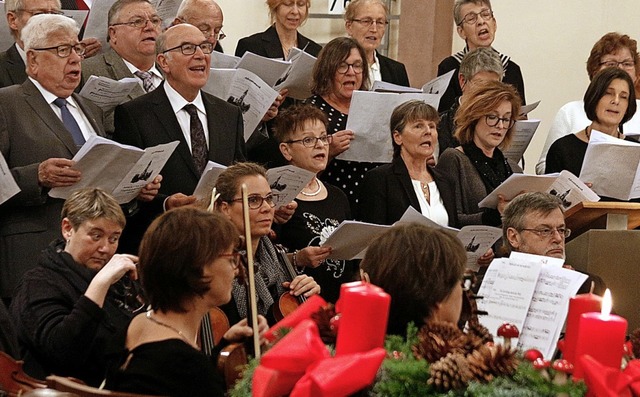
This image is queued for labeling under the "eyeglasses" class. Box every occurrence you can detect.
[520,227,571,239]
[351,18,389,28]
[337,61,364,74]
[110,16,163,29]
[111,276,146,314]
[200,28,226,41]
[286,134,332,148]
[484,114,515,129]
[16,8,63,15]
[162,42,214,55]
[229,193,279,209]
[219,251,241,269]
[32,43,86,58]
[599,60,636,70]
[458,9,493,26]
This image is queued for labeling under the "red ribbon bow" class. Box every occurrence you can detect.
[580,355,640,397]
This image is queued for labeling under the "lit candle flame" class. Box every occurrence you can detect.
[601,289,612,317]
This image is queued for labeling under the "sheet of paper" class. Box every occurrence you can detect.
[205,68,279,140]
[211,51,240,69]
[518,264,587,359]
[236,51,291,87]
[339,91,440,163]
[479,170,599,210]
[457,225,503,271]
[267,165,316,207]
[79,76,140,111]
[273,47,316,100]
[0,2,12,52]
[63,10,89,30]
[83,0,116,50]
[580,130,640,200]
[0,150,20,205]
[520,100,541,117]
[149,0,180,27]
[502,119,540,162]
[421,69,454,98]
[192,161,227,200]
[323,220,390,260]
[371,80,422,93]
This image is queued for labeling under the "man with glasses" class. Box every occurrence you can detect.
[0,14,108,303]
[173,0,225,53]
[82,0,163,133]
[112,23,246,254]
[436,0,526,112]
[0,0,100,88]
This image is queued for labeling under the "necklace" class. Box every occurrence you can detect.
[420,181,431,203]
[585,126,621,140]
[146,310,197,347]
[301,179,322,196]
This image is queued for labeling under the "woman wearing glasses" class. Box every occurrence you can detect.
[436,80,522,228]
[10,188,141,386]
[273,104,355,303]
[545,67,637,178]
[215,162,321,326]
[106,207,262,396]
[344,0,409,86]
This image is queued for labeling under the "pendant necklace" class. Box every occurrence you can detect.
[146,310,197,347]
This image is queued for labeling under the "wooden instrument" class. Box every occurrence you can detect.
[272,244,307,322]
[0,351,46,397]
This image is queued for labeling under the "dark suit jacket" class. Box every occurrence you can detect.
[377,52,410,87]
[235,24,322,59]
[0,44,27,88]
[81,48,148,134]
[113,83,246,253]
[358,156,456,226]
[0,79,106,298]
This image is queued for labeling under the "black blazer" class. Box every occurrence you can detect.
[235,24,322,59]
[358,156,456,226]
[0,44,27,88]
[377,52,410,87]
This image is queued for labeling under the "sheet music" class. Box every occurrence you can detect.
[267,165,316,208]
[421,70,454,98]
[79,76,140,111]
[0,150,20,205]
[192,161,227,200]
[502,119,541,162]
[339,91,440,163]
[273,47,317,100]
[149,0,180,27]
[83,0,116,51]
[211,51,240,69]
[371,80,422,93]
[236,51,291,87]
[323,220,390,260]
[519,100,541,117]
[580,130,640,200]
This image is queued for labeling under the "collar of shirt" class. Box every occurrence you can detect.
[163,81,206,115]
[369,51,382,83]
[122,58,163,85]
[16,43,27,65]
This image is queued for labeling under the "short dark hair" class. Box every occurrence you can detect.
[311,37,369,96]
[139,207,239,313]
[501,192,563,252]
[584,67,637,130]
[273,104,328,143]
[389,100,439,158]
[360,223,466,335]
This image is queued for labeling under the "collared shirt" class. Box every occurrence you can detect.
[29,77,97,140]
[16,43,27,65]
[163,81,210,151]
[122,58,163,91]
[369,51,382,83]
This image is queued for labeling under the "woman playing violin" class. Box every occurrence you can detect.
[215,162,321,326]
[106,207,266,396]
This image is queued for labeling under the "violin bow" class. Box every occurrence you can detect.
[241,184,261,359]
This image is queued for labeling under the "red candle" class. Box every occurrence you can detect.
[563,292,602,363]
[573,289,627,379]
[335,281,390,356]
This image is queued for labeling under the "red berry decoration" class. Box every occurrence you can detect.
[329,314,341,332]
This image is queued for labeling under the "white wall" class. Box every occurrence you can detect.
[219,0,640,173]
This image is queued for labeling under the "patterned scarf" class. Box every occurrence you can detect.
[462,141,513,192]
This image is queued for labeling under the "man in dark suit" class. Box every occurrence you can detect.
[113,23,246,253]
[0,14,106,301]
[173,0,224,53]
[0,0,101,88]
[82,0,163,133]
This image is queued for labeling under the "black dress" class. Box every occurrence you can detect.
[545,133,587,176]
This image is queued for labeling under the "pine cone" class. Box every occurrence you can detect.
[428,352,472,392]
[466,345,495,383]
[310,304,337,345]
[483,344,519,377]
[630,328,640,358]
[466,320,494,345]
[459,333,486,355]
[413,321,466,362]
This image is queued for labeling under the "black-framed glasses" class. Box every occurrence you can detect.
[162,41,214,55]
[16,8,63,15]
[229,193,279,209]
[484,114,515,129]
[110,16,162,29]
[351,18,389,28]
[599,60,636,70]
[286,135,332,148]
[337,61,364,74]
[32,43,86,58]
[520,227,571,239]
[458,9,493,26]
[110,276,146,314]
[219,250,241,269]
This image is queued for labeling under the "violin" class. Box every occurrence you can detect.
[0,351,46,396]
[272,244,307,322]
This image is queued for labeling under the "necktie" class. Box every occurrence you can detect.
[183,104,208,175]
[53,98,85,147]
[134,70,155,93]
